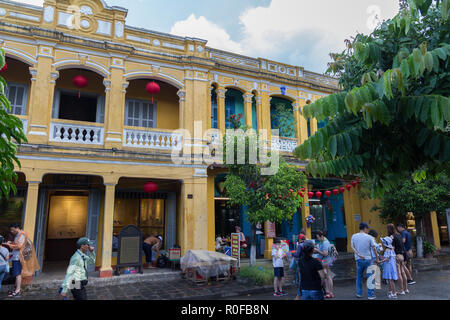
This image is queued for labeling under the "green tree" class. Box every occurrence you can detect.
[294,0,450,198]
[222,122,306,266]
[0,49,27,199]
[272,103,296,138]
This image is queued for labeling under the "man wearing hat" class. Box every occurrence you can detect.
[60,237,95,300]
[351,222,379,300]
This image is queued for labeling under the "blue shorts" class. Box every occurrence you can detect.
[274,267,284,278]
[11,261,22,277]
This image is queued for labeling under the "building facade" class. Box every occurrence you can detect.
[0,0,393,278]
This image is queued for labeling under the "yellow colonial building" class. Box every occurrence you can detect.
[0,0,399,278]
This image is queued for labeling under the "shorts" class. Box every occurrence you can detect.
[11,261,22,277]
[274,267,284,278]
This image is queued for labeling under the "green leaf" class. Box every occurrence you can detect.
[430,98,442,127]
[424,52,434,72]
[329,135,337,158]
[417,128,429,147]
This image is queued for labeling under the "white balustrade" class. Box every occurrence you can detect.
[20,119,28,133]
[50,122,104,145]
[271,137,298,153]
[123,129,182,150]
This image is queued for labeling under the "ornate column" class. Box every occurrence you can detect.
[256,96,263,131]
[217,87,227,134]
[177,90,186,129]
[99,180,117,278]
[244,92,253,128]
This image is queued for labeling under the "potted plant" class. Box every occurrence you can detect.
[423,240,437,259]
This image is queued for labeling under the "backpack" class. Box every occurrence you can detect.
[329,244,339,259]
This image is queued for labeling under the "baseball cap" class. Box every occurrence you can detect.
[303,240,315,252]
[77,237,92,247]
[359,222,370,230]
[298,234,306,241]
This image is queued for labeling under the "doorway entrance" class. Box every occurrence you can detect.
[44,192,89,262]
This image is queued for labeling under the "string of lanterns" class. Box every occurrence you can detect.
[305,178,361,199]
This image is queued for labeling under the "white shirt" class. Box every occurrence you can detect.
[351,232,375,260]
[272,247,284,268]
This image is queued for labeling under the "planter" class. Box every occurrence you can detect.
[424,253,434,259]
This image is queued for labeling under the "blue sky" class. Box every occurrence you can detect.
[17,0,399,74]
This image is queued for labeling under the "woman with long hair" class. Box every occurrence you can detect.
[387,224,408,295]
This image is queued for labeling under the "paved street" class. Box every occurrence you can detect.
[225,269,450,301]
[1,268,449,300]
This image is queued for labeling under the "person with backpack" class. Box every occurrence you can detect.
[0,236,10,292]
[312,231,336,299]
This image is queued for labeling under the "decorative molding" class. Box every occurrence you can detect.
[217,89,227,99]
[96,20,112,36]
[0,8,6,17]
[162,42,185,51]
[57,11,74,29]
[9,11,40,22]
[80,6,93,15]
[153,39,160,46]
[29,68,38,82]
[115,21,124,38]
[126,34,151,44]
[177,90,186,102]
[80,19,90,29]
[122,82,129,93]
[50,72,59,84]
[43,6,54,23]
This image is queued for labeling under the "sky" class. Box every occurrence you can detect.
[15,0,399,74]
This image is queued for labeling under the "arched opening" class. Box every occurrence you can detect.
[53,68,106,124]
[124,79,179,130]
[2,57,32,116]
[270,96,295,138]
[225,88,244,129]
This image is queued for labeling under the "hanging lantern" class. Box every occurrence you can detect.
[315,191,322,198]
[301,187,306,192]
[143,182,158,194]
[346,184,352,191]
[308,192,314,199]
[339,187,346,194]
[146,81,160,103]
[0,62,7,73]
[351,181,358,188]
[332,189,339,196]
[72,75,88,98]
[325,190,332,197]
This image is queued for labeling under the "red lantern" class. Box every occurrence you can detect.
[301,188,306,192]
[0,63,7,73]
[308,192,314,199]
[346,184,352,191]
[146,81,160,103]
[332,189,339,196]
[351,181,358,188]
[315,191,322,198]
[72,75,88,98]
[339,187,345,194]
[325,190,332,197]
[143,182,158,194]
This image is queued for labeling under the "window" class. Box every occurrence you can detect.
[125,99,156,128]
[52,90,105,123]
[225,97,235,129]
[211,91,218,129]
[5,83,28,115]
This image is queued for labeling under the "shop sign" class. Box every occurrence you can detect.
[231,233,240,267]
[116,225,143,275]
[265,221,276,239]
[169,248,181,261]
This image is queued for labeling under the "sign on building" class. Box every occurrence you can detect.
[265,221,276,239]
[115,225,144,275]
[231,233,240,268]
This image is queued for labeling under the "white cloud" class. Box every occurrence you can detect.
[170,14,244,54]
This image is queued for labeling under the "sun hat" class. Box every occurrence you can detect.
[381,236,393,249]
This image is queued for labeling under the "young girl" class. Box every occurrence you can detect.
[381,237,398,299]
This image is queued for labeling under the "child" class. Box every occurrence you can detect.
[380,237,398,299]
[272,239,287,297]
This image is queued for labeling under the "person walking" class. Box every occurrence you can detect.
[312,231,335,298]
[380,237,398,299]
[397,224,416,285]
[5,223,40,298]
[387,224,408,295]
[298,241,326,300]
[351,222,377,299]
[60,238,96,300]
[293,234,306,300]
[0,236,10,293]
[272,238,287,297]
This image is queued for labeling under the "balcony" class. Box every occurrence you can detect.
[271,136,298,153]
[49,120,105,145]
[123,128,182,151]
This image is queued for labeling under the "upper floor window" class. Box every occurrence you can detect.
[52,89,105,123]
[125,99,156,128]
[5,83,28,116]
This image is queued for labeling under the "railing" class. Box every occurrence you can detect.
[123,128,182,150]
[271,137,298,153]
[50,122,104,145]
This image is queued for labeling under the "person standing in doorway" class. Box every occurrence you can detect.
[351,222,377,300]
[60,238,95,300]
[298,241,326,300]
[272,238,287,297]
[5,223,40,298]
[143,234,162,268]
[397,224,416,285]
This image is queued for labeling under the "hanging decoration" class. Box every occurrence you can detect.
[308,191,314,199]
[146,81,160,103]
[306,215,316,227]
[72,75,88,98]
[332,189,339,196]
[325,190,332,197]
[351,181,358,188]
[315,191,322,198]
[143,182,158,194]
[0,62,7,73]
[346,184,352,191]
[339,187,346,194]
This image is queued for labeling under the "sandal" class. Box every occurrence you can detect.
[8,291,21,298]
